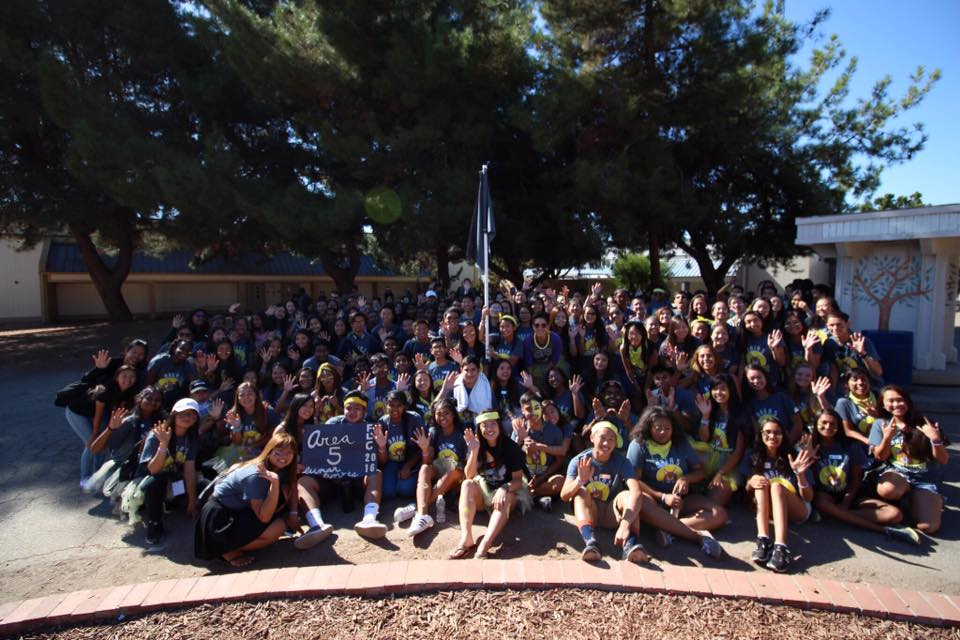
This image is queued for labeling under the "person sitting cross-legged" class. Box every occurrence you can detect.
[561,421,648,564]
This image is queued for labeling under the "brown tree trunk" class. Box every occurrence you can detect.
[649,228,662,288]
[70,225,134,322]
[318,244,361,294]
[435,243,451,292]
[877,302,892,331]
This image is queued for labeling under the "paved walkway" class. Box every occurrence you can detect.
[2,559,959,635]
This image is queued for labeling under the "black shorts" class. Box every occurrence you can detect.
[194,496,270,560]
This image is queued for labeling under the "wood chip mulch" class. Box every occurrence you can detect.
[16,589,960,640]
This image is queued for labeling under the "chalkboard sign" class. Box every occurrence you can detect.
[300,422,377,479]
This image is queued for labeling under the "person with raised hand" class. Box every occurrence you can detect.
[296,390,387,546]
[449,410,530,559]
[401,398,467,538]
[808,409,918,544]
[126,398,202,547]
[741,419,815,573]
[626,407,725,557]
[195,432,300,567]
[692,374,747,508]
[562,421,647,564]
[870,385,950,535]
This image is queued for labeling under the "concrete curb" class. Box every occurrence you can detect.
[2,560,959,635]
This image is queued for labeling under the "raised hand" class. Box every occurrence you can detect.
[802,331,820,351]
[256,462,279,483]
[440,371,458,395]
[357,295,367,309]
[449,346,463,365]
[617,399,631,424]
[520,371,535,390]
[357,372,373,392]
[220,376,235,391]
[412,427,430,453]
[591,282,603,297]
[413,353,428,371]
[569,374,584,394]
[591,397,604,418]
[464,427,480,452]
[512,417,528,443]
[258,347,270,365]
[919,417,942,443]
[153,420,171,447]
[108,407,128,430]
[283,374,297,393]
[576,454,595,484]
[675,350,689,371]
[811,376,831,398]
[372,424,388,450]
[395,372,411,393]
[172,314,184,329]
[225,409,241,430]
[92,349,111,369]
[768,329,784,349]
[209,398,225,421]
[205,352,219,373]
[694,393,712,418]
[228,302,241,314]
[851,332,867,356]
[788,445,816,474]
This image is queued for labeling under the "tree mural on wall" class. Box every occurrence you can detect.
[848,255,933,331]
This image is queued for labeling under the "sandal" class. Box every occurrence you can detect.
[221,553,255,568]
[447,543,476,560]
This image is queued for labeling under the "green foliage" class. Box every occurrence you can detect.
[859,192,926,212]
[0,0,942,313]
[611,253,669,293]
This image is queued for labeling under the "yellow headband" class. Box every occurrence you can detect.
[591,420,623,448]
[500,315,518,327]
[475,411,500,424]
[344,397,368,409]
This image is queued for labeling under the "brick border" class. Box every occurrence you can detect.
[2,561,959,635]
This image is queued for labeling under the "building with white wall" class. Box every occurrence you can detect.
[796,204,960,371]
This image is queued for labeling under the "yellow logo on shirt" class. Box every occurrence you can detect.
[388,440,406,462]
[655,464,683,484]
[585,480,609,502]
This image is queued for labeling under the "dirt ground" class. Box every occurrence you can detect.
[13,590,960,640]
[1,320,959,605]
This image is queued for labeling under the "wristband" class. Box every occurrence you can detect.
[659,493,667,505]
[932,440,944,447]
[288,510,299,516]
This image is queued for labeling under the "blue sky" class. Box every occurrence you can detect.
[784,0,960,206]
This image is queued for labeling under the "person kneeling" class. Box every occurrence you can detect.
[561,421,647,564]
[195,432,299,567]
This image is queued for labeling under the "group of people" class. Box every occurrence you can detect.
[60,276,950,573]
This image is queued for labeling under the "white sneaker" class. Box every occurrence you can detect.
[354,514,388,539]
[294,523,334,550]
[407,514,435,537]
[393,503,417,524]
